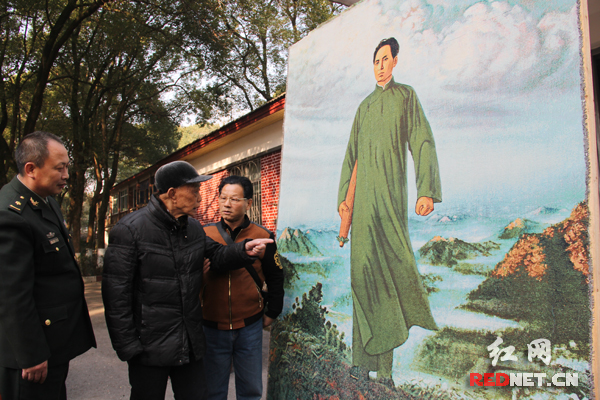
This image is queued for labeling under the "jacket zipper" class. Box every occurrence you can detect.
[228,271,232,329]
[227,224,249,330]
[227,224,258,330]
[257,285,262,309]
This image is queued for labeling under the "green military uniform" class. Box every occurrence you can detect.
[0,177,96,399]
[338,79,441,374]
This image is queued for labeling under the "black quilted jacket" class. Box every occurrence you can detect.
[102,195,250,366]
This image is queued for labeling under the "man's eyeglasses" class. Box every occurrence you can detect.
[218,196,247,204]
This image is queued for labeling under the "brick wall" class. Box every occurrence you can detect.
[196,169,229,225]
[260,151,281,234]
[194,150,281,234]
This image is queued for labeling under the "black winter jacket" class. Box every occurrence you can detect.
[102,195,251,366]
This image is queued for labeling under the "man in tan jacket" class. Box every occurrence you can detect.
[202,175,284,400]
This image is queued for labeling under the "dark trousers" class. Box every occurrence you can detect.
[127,356,207,400]
[0,363,69,400]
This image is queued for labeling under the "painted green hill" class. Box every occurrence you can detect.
[277,227,323,256]
[498,217,543,239]
[418,236,500,266]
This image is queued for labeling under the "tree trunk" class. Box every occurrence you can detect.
[95,95,124,249]
[66,30,85,252]
[86,156,102,249]
[67,141,87,253]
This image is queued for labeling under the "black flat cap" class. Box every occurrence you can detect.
[155,161,212,193]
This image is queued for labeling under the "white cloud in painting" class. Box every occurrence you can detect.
[388,1,580,94]
[286,0,579,119]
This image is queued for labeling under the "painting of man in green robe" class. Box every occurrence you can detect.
[337,37,442,380]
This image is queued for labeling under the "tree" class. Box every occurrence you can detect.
[0,0,108,186]
[188,0,342,123]
[50,0,195,251]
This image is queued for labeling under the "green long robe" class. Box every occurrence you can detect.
[338,78,441,370]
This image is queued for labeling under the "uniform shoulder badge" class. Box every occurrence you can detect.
[7,195,24,213]
[274,251,283,269]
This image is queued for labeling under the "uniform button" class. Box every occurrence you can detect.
[55,247,59,251]
[45,319,51,326]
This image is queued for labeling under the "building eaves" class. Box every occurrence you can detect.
[111,94,286,192]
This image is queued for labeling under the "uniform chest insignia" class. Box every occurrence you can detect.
[46,232,56,239]
[49,238,59,245]
[274,251,283,269]
[30,198,39,207]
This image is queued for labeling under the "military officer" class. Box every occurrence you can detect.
[0,131,96,400]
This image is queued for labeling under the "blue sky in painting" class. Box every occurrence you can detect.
[278,0,588,229]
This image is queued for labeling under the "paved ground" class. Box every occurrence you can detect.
[65,281,270,399]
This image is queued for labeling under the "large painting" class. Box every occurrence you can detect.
[269,0,597,398]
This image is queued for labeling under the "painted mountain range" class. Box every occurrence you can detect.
[418,236,500,266]
[277,227,322,256]
[466,202,590,343]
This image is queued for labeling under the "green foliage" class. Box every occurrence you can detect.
[1,0,223,248]
[269,285,469,399]
[279,254,301,289]
[268,283,350,399]
[453,262,491,276]
[288,283,329,337]
[279,254,328,290]
[414,327,497,379]
[0,0,108,183]
[420,272,443,293]
[189,0,343,124]
[115,116,181,180]
[177,124,218,148]
[418,238,500,267]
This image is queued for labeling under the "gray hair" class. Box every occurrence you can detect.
[15,131,65,175]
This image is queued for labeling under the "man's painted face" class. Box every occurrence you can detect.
[30,140,70,198]
[373,45,398,86]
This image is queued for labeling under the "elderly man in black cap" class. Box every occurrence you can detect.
[102,161,272,400]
